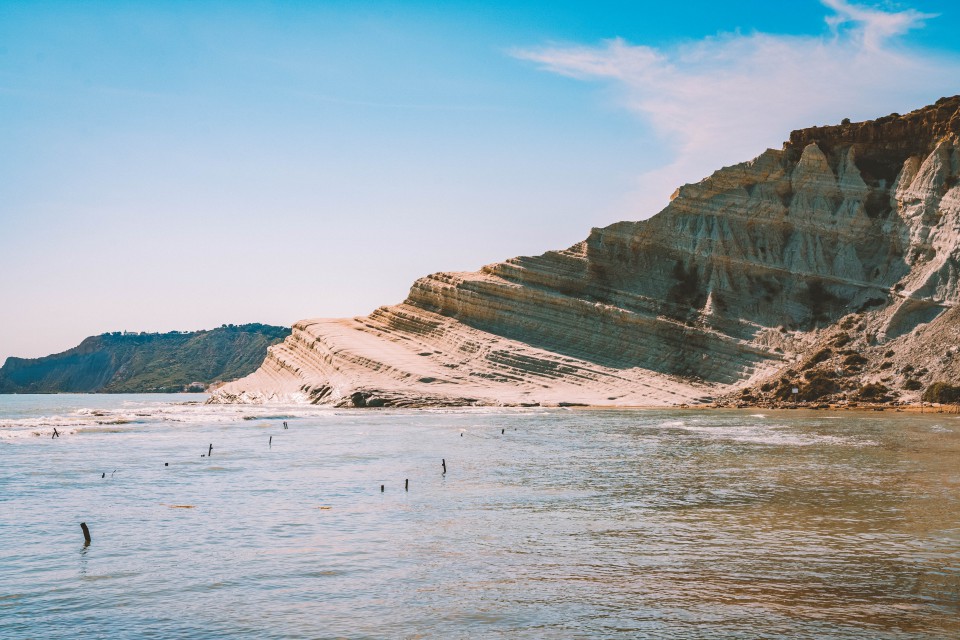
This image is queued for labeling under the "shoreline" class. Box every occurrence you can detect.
[569,402,960,414]
[2,391,959,415]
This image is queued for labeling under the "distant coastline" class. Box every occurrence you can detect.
[0,324,290,394]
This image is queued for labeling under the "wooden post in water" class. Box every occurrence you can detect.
[405,478,409,491]
[380,484,384,492]
[80,522,91,546]
[269,436,272,448]
[208,444,213,457]
[441,459,446,474]
[501,428,504,434]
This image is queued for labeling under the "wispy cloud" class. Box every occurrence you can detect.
[822,0,936,51]
[513,1,959,219]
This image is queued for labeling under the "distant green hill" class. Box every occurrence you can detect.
[0,323,291,393]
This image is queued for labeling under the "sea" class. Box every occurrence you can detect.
[1,394,958,639]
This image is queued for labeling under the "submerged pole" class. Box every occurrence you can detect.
[269,436,272,447]
[441,458,446,474]
[208,444,213,457]
[380,484,385,492]
[80,522,91,546]
[405,478,409,491]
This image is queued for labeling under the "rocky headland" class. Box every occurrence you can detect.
[0,324,291,393]
[212,97,960,408]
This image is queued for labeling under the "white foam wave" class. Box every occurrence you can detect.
[0,402,343,439]
[0,401,562,440]
[674,423,875,447]
[0,426,79,440]
[421,406,551,415]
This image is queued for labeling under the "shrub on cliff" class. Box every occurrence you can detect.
[773,380,798,401]
[843,353,868,366]
[798,374,840,401]
[832,333,851,347]
[856,383,890,402]
[802,348,832,370]
[922,382,960,404]
[667,260,705,311]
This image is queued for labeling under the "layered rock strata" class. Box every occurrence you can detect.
[213,96,960,407]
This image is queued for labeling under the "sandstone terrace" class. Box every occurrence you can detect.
[212,97,960,409]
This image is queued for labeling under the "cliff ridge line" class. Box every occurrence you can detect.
[212,96,960,407]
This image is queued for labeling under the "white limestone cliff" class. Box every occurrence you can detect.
[212,97,960,407]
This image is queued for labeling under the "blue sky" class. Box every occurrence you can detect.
[2,0,959,362]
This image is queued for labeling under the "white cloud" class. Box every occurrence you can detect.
[513,1,960,220]
[822,0,936,51]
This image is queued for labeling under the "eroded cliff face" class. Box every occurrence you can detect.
[213,96,960,407]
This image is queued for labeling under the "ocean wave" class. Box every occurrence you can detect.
[0,426,79,440]
[672,423,876,447]
[0,402,340,438]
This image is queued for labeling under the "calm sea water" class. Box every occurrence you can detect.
[1,394,958,639]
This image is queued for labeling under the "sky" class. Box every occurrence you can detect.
[2,0,959,363]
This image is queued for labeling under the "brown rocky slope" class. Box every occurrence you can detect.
[212,96,960,407]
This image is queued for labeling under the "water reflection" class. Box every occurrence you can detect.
[78,546,88,578]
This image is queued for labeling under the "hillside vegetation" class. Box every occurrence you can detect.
[0,324,290,393]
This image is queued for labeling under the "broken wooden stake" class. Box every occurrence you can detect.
[80,522,91,545]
